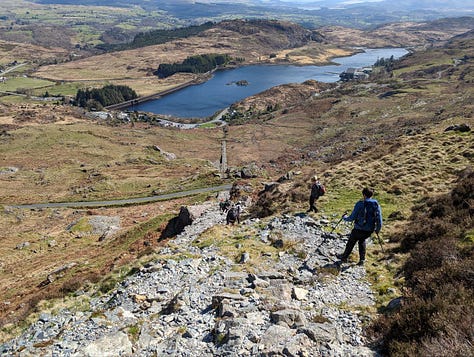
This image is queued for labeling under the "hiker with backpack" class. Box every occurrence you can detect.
[336,187,382,266]
[226,201,242,225]
[219,199,231,214]
[307,175,325,213]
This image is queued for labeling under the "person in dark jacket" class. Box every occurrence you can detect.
[336,187,382,266]
[226,202,242,225]
[307,175,324,213]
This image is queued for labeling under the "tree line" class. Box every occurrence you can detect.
[96,22,215,52]
[154,53,232,78]
[374,55,396,71]
[75,85,138,110]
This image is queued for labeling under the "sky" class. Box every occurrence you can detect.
[278,0,383,3]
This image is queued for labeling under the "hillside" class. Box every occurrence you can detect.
[0,18,471,103]
[319,17,474,48]
[30,19,343,97]
[0,203,378,356]
[0,21,473,355]
[1,17,470,104]
[0,40,68,67]
[229,29,473,165]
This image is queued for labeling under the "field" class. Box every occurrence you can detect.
[0,0,176,49]
[0,77,54,93]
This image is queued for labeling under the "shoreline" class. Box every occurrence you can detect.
[105,46,401,114]
[102,56,335,112]
[105,75,210,111]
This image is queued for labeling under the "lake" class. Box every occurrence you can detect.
[130,47,408,118]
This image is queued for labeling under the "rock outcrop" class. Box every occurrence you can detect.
[1,197,377,356]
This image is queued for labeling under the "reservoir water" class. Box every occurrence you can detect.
[131,47,408,118]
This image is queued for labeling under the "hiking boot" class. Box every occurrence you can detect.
[357,260,365,266]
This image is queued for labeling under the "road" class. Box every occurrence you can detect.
[137,107,229,129]
[7,184,232,210]
[1,62,27,75]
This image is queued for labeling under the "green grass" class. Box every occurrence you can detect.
[31,81,86,96]
[128,324,141,342]
[319,188,361,218]
[68,217,93,234]
[198,122,219,129]
[463,229,474,244]
[0,77,55,92]
[116,24,138,31]
[193,225,278,264]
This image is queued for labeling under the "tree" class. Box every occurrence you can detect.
[75,85,138,109]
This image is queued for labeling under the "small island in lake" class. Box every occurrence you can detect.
[236,80,249,86]
[226,80,249,86]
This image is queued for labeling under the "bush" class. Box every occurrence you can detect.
[369,168,474,356]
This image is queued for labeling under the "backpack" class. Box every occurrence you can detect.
[318,184,326,196]
[311,183,325,197]
[226,204,241,224]
[361,200,379,231]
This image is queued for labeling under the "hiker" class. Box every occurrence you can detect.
[219,199,231,213]
[307,175,325,213]
[226,202,242,225]
[336,187,382,266]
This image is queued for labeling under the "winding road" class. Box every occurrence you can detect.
[7,184,232,210]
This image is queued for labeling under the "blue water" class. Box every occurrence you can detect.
[131,47,408,118]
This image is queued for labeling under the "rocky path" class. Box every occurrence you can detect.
[1,200,377,356]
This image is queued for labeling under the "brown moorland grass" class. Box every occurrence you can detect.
[0,39,68,66]
[0,117,225,204]
[368,170,474,356]
[0,23,473,346]
[31,22,353,96]
[319,18,474,49]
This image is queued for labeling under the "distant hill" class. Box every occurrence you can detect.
[320,17,474,48]
[31,0,474,29]
[2,1,469,57]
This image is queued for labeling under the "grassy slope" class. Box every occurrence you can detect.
[223,32,474,313]
[0,120,222,204]
[0,23,473,343]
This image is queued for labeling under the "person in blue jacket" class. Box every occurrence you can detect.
[336,187,382,266]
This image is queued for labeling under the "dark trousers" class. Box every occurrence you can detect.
[341,229,372,262]
[308,195,318,212]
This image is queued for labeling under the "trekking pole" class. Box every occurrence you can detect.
[330,211,348,234]
[375,232,385,254]
[310,211,348,263]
